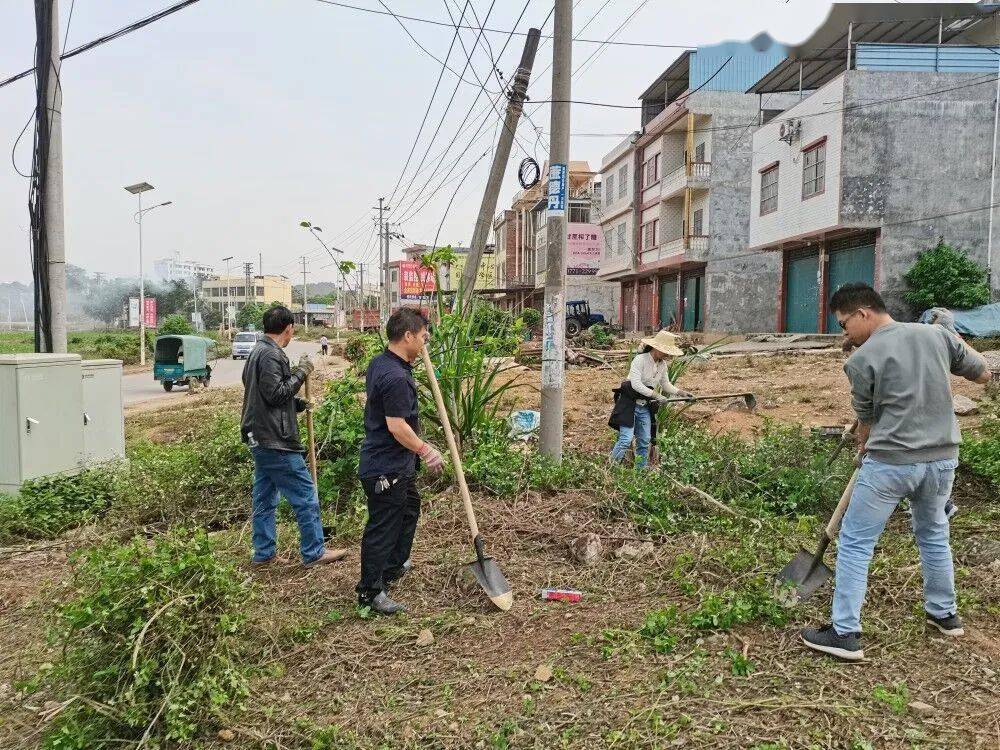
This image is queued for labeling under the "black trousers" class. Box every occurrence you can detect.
[356,474,420,600]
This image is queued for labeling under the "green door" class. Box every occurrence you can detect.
[659,278,678,329]
[785,254,819,333]
[825,245,875,332]
[682,276,703,331]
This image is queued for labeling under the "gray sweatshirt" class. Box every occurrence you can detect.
[845,322,986,465]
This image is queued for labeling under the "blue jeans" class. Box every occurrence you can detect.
[832,456,958,634]
[250,447,325,564]
[610,404,653,468]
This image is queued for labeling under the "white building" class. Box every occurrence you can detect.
[153,252,215,285]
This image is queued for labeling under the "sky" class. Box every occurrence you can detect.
[0,0,913,285]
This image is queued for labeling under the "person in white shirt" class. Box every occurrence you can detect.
[320,334,329,356]
[609,330,693,468]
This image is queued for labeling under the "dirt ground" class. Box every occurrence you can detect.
[1,352,998,749]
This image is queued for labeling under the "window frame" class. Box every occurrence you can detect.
[605,173,615,205]
[618,163,628,199]
[617,223,626,254]
[642,153,660,188]
[694,142,706,163]
[692,208,704,237]
[760,163,779,216]
[802,141,826,200]
[641,219,659,250]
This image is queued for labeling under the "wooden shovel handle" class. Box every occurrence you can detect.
[304,375,318,486]
[825,468,860,540]
[419,345,480,540]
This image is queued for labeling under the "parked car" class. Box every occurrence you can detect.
[232,331,259,359]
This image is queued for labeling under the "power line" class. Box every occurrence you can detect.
[312,0,694,49]
[1,0,201,90]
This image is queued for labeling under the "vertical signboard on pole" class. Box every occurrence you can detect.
[128,298,140,328]
[547,163,567,217]
[143,298,157,328]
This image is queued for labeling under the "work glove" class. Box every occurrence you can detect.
[296,354,315,377]
[418,442,445,475]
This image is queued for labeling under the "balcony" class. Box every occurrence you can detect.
[638,235,709,266]
[505,274,536,289]
[660,162,712,200]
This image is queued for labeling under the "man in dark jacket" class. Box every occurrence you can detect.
[241,305,345,567]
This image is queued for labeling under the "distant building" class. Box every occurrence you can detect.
[153,252,214,285]
[200,275,292,317]
[400,244,498,293]
[492,161,620,322]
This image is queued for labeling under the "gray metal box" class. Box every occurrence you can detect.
[81,359,125,465]
[0,354,84,495]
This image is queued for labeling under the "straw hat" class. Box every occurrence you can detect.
[640,330,685,357]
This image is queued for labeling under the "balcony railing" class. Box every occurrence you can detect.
[660,161,711,200]
[505,274,536,289]
[638,234,710,266]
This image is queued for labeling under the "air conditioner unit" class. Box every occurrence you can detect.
[779,119,802,145]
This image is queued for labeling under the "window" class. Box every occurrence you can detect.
[694,142,705,163]
[617,223,626,254]
[760,164,779,215]
[256,286,265,296]
[390,269,398,283]
[641,219,658,250]
[802,142,826,199]
[692,208,704,236]
[618,164,628,198]
[604,229,613,255]
[605,174,615,205]
[643,153,660,187]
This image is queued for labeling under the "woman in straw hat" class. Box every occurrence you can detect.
[609,330,694,469]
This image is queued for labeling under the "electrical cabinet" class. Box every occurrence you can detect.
[0,354,84,495]
[81,359,125,465]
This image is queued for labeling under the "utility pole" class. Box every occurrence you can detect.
[259,251,263,278]
[374,198,389,322]
[359,263,365,330]
[244,261,254,304]
[32,0,67,352]
[458,27,541,310]
[540,0,571,461]
[301,256,309,333]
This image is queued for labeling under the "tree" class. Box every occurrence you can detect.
[904,240,990,311]
[202,307,222,330]
[154,280,193,317]
[157,314,194,335]
[235,300,284,331]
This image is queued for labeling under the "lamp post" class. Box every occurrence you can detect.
[300,220,346,333]
[124,182,171,365]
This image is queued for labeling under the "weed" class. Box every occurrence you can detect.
[0,469,115,544]
[41,529,251,746]
[639,606,681,654]
[872,682,909,715]
[687,582,789,631]
[725,648,755,677]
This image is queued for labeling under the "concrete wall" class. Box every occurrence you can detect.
[568,275,621,325]
[689,90,784,332]
[840,70,997,315]
[748,75,846,249]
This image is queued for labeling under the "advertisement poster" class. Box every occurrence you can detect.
[399,261,436,301]
[143,297,157,328]
[128,298,140,328]
[547,163,566,216]
[567,222,602,276]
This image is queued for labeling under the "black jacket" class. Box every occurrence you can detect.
[241,336,308,452]
[609,380,658,434]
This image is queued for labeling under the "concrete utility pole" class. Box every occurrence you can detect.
[540,0,572,461]
[301,256,309,333]
[375,198,389,322]
[457,27,541,310]
[359,263,365,330]
[35,0,67,352]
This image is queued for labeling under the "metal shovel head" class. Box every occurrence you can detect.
[743,393,757,411]
[466,555,514,611]
[776,547,833,601]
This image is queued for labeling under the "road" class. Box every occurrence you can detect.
[122,340,319,407]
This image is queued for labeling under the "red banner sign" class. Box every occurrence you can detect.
[399,261,436,300]
[144,297,158,328]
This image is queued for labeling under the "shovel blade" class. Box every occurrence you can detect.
[466,556,513,611]
[744,394,757,411]
[776,547,833,601]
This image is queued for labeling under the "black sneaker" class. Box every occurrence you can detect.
[926,612,964,637]
[801,624,864,661]
[359,591,406,616]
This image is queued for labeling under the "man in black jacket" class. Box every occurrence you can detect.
[241,306,345,567]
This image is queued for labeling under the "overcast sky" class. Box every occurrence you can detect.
[1,0,919,285]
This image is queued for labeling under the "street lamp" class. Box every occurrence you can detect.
[124,182,172,365]
[300,220,346,333]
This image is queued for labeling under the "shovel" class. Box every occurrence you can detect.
[776,469,860,600]
[419,345,513,611]
[660,392,757,411]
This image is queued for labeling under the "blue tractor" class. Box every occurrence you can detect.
[565,300,605,338]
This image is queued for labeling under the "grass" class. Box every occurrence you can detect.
[0,330,232,364]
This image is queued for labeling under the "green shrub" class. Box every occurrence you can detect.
[960,400,1000,490]
[686,582,789,631]
[903,240,990,310]
[313,373,367,513]
[343,333,382,372]
[0,470,116,544]
[41,529,251,747]
[157,314,194,336]
[518,307,541,330]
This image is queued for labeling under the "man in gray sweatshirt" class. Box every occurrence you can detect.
[802,283,989,661]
